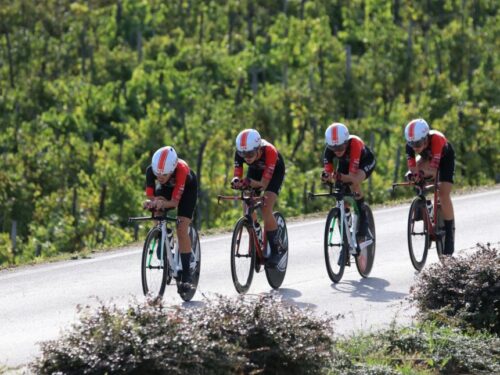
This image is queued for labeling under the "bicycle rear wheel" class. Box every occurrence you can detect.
[435,204,445,260]
[408,197,430,271]
[141,226,169,297]
[355,205,376,278]
[178,224,201,302]
[230,217,255,294]
[265,212,288,289]
[324,208,348,283]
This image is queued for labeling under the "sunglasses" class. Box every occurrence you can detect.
[407,139,426,148]
[327,143,347,152]
[154,171,172,178]
[237,150,258,158]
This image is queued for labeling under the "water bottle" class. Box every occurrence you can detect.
[345,208,352,228]
[166,228,175,251]
[426,200,433,219]
[255,223,263,248]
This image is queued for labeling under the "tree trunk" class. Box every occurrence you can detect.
[228,8,236,53]
[235,77,244,105]
[5,31,15,88]
[300,0,307,19]
[195,138,208,229]
[98,184,107,219]
[247,1,255,44]
[137,29,143,62]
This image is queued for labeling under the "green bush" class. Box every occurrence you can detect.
[386,325,500,374]
[336,324,500,375]
[32,295,336,374]
[410,243,500,334]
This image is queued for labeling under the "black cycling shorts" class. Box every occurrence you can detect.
[155,171,198,219]
[338,148,376,179]
[438,143,455,184]
[247,156,286,195]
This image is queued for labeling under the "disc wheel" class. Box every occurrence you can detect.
[355,205,376,278]
[265,212,288,289]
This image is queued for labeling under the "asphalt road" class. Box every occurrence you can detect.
[1,188,499,367]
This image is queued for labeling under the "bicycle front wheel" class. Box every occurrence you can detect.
[141,226,169,297]
[355,205,376,278]
[230,217,256,294]
[407,197,430,271]
[324,208,348,283]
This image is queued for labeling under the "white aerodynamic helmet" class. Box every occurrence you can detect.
[325,123,350,148]
[404,118,429,146]
[151,146,178,176]
[235,129,262,153]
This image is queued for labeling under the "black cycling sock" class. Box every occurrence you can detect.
[356,198,366,222]
[444,219,455,255]
[180,252,192,282]
[266,230,278,254]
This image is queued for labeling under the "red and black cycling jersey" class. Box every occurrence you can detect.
[233,140,283,181]
[145,159,193,202]
[406,130,450,169]
[323,135,371,174]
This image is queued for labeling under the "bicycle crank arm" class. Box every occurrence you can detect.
[358,239,374,250]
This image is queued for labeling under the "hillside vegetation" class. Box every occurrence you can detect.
[1,0,498,264]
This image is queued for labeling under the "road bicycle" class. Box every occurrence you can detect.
[128,210,201,301]
[309,181,376,283]
[392,174,445,271]
[218,188,288,294]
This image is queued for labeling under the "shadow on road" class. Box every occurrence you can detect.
[274,288,317,309]
[331,277,407,302]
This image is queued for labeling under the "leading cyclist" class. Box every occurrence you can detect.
[404,118,456,255]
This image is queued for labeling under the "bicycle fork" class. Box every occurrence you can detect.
[336,201,373,255]
[160,223,181,278]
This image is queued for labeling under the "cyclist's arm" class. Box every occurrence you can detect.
[405,144,418,174]
[429,135,447,173]
[233,151,244,178]
[255,145,278,190]
[168,163,189,208]
[339,139,362,181]
[321,147,335,182]
[323,147,334,173]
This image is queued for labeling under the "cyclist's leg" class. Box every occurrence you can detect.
[439,146,455,254]
[176,174,197,283]
[349,170,368,236]
[262,159,285,266]
[246,168,263,237]
[354,154,376,237]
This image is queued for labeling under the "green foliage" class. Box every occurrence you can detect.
[0,1,498,264]
[31,295,500,374]
[410,243,500,335]
[32,294,336,374]
[336,323,500,374]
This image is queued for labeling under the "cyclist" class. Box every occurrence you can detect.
[404,118,455,255]
[230,129,286,268]
[143,146,198,292]
[321,123,376,238]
